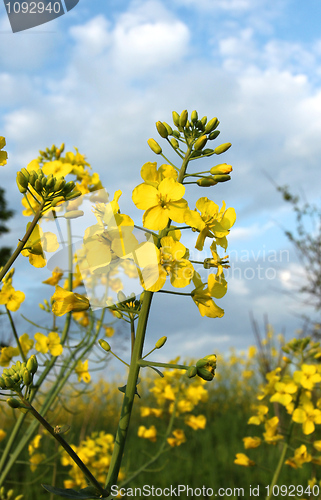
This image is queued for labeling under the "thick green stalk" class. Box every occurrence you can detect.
[105,291,153,490]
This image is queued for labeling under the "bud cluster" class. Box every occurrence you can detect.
[16,167,80,205]
[0,355,38,392]
[38,142,65,163]
[148,110,233,188]
[106,292,143,319]
[186,354,217,382]
[282,337,321,361]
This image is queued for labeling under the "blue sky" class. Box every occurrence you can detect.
[0,0,320,364]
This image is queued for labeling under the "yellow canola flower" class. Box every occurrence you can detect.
[0,429,6,441]
[138,236,194,292]
[263,416,284,444]
[191,272,224,318]
[139,161,178,187]
[167,429,186,447]
[0,136,8,166]
[184,197,236,251]
[140,407,163,418]
[21,223,59,268]
[43,267,64,286]
[34,332,63,356]
[0,284,25,311]
[185,414,206,430]
[0,346,19,367]
[313,440,321,452]
[257,367,281,400]
[19,333,34,355]
[137,425,157,442]
[270,381,298,406]
[243,436,261,449]
[42,160,73,178]
[234,453,255,467]
[132,177,188,230]
[292,398,321,435]
[52,286,90,316]
[29,453,47,472]
[75,359,91,383]
[285,444,312,469]
[293,364,321,390]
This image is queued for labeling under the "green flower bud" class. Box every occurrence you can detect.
[191,110,198,123]
[41,176,48,188]
[37,169,44,178]
[186,365,197,378]
[156,121,168,138]
[147,138,162,155]
[210,164,233,175]
[26,355,38,375]
[190,150,202,159]
[3,376,14,388]
[172,130,180,139]
[212,174,231,183]
[196,177,217,187]
[208,130,220,141]
[155,336,167,349]
[17,183,27,194]
[51,196,65,207]
[64,210,84,219]
[113,310,123,319]
[16,171,28,189]
[163,122,173,135]
[179,110,188,128]
[0,376,6,389]
[197,366,214,381]
[196,358,208,368]
[196,120,205,131]
[214,142,232,155]
[117,290,127,303]
[172,111,180,127]
[170,138,179,149]
[205,117,219,134]
[194,135,207,151]
[202,148,215,156]
[23,369,33,386]
[7,489,14,499]
[63,181,76,194]
[46,176,56,191]
[99,339,111,352]
[53,178,66,192]
[7,398,22,409]
[28,171,37,187]
[200,116,207,126]
[34,179,43,193]
[59,142,65,153]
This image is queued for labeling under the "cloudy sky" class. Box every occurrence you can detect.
[1,0,320,366]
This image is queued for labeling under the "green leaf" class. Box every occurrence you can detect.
[41,485,109,499]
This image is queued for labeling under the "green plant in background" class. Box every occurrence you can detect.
[0,110,236,499]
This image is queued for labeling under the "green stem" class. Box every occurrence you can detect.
[0,201,45,283]
[6,308,27,363]
[105,291,154,491]
[138,360,189,371]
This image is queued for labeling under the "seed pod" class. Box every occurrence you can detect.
[155,336,167,349]
[196,177,217,187]
[214,142,232,155]
[179,110,188,128]
[172,111,180,127]
[194,135,207,151]
[205,117,219,134]
[186,365,197,378]
[99,339,111,352]
[156,121,168,138]
[191,110,198,123]
[147,138,162,155]
[64,210,84,219]
[170,138,179,149]
[210,164,233,175]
